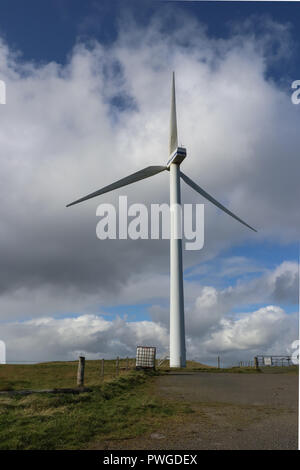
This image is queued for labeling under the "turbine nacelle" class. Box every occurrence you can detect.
[166,147,187,168]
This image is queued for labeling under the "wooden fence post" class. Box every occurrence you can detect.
[254,356,258,370]
[126,357,129,371]
[77,356,85,387]
[217,356,220,369]
[116,356,119,376]
[101,358,104,379]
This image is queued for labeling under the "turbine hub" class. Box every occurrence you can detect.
[166,147,187,168]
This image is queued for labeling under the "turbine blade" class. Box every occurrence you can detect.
[66,166,167,207]
[169,71,178,155]
[180,172,257,232]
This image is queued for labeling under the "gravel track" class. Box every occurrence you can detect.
[96,370,298,450]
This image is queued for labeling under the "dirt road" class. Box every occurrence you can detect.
[100,370,298,450]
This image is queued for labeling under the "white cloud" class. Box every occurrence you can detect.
[0,303,296,366]
[0,11,299,364]
[1,260,297,365]
[1,314,169,362]
[204,305,287,353]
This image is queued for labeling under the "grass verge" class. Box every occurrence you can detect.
[0,359,137,391]
[0,370,193,450]
[163,365,298,374]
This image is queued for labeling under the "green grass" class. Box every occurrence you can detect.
[0,371,191,450]
[162,365,262,374]
[191,366,263,373]
[0,359,136,391]
[0,360,297,449]
[1,360,297,393]
[256,365,299,374]
[162,365,298,374]
[0,359,212,392]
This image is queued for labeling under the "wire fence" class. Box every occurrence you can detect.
[0,357,138,392]
[237,356,296,368]
[237,360,255,368]
[1,355,296,393]
[256,355,294,367]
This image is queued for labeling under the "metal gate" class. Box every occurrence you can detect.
[256,355,292,367]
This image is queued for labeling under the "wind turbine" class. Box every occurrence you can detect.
[67,72,256,368]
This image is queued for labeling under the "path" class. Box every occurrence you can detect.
[95,370,298,450]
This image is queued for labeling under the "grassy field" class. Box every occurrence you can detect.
[0,360,297,449]
[0,359,212,450]
[0,359,297,392]
[0,359,216,392]
[0,359,137,391]
[0,369,194,450]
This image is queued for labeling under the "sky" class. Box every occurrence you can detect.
[0,0,299,366]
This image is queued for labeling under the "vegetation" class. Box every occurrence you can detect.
[162,363,298,374]
[0,359,136,391]
[1,359,297,393]
[0,370,192,450]
[0,359,297,449]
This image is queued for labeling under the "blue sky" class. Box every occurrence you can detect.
[0,1,299,365]
[1,1,300,69]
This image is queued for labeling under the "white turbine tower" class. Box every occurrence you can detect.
[67,72,256,368]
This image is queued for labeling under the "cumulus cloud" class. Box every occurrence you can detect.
[201,305,298,366]
[150,260,298,327]
[1,302,297,366]
[2,259,294,365]
[204,306,287,353]
[1,314,169,363]
[0,10,299,363]
[269,262,299,304]
[150,260,298,364]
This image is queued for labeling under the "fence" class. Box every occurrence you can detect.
[238,360,255,368]
[0,357,137,393]
[236,356,295,369]
[256,355,293,367]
